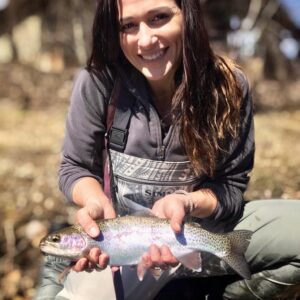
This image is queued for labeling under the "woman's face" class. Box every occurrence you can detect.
[118,0,183,85]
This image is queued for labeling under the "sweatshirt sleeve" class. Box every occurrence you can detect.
[58,69,113,202]
[200,71,255,226]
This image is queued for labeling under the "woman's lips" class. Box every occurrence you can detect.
[139,48,168,61]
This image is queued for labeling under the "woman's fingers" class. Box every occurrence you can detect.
[151,194,187,234]
[88,248,101,264]
[141,253,152,269]
[169,210,185,233]
[161,245,179,267]
[73,257,88,272]
[146,244,178,269]
[72,248,110,272]
[72,201,117,273]
[76,207,100,238]
[98,252,109,269]
[149,244,163,266]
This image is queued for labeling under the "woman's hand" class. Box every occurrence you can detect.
[138,192,191,271]
[141,189,218,272]
[152,192,190,233]
[73,197,117,272]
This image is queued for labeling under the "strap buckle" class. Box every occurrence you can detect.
[109,127,128,152]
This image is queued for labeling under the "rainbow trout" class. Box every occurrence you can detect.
[40,216,252,280]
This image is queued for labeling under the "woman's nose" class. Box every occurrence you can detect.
[137,23,158,48]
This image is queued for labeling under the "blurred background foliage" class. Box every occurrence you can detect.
[0,0,299,299]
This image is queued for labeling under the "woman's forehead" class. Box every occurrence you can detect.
[117,0,179,19]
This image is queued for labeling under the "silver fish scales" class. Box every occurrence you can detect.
[40,216,252,280]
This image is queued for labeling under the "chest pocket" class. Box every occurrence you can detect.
[110,150,201,216]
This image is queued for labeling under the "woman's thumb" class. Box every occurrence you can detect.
[170,211,184,233]
[77,208,100,238]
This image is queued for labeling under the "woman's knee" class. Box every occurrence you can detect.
[238,200,300,264]
[34,257,70,300]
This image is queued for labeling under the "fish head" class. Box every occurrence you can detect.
[39,225,88,260]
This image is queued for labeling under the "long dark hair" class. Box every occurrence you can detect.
[87,0,242,177]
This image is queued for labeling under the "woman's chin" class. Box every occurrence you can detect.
[141,67,173,83]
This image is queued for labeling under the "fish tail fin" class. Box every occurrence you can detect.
[222,230,253,279]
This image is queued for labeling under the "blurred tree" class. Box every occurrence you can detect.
[0,0,95,70]
[208,0,300,81]
[40,0,95,67]
[0,0,299,76]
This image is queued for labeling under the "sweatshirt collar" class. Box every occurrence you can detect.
[115,62,152,114]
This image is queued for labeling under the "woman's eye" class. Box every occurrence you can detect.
[151,13,170,24]
[120,22,137,33]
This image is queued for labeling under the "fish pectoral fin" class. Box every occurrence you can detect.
[177,251,202,272]
[57,266,72,284]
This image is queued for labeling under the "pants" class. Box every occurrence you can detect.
[34,200,300,300]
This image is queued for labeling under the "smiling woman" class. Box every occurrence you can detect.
[34,0,300,299]
[118,0,183,88]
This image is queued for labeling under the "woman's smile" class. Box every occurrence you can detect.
[139,48,168,61]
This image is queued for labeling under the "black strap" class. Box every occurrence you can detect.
[113,269,125,300]
[108,79,135,152]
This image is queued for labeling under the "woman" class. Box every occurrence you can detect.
[36,0,300,299]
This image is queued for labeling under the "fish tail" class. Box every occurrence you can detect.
[222,230,252,279]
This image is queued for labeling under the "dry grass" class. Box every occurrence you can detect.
[246,110,300,200]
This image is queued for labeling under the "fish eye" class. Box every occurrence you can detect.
[50,234,61,243]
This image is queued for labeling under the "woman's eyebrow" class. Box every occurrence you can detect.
[147,6,176,14]
[119,6,177,23]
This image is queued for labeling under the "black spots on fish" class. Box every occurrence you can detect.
[226,230,252,254]
[221,230,253,279]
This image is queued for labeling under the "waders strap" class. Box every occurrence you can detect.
[104,76,133,300]
[113,270,125,300]
[107,77,135,152]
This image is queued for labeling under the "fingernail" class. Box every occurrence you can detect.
[89,227,98,237]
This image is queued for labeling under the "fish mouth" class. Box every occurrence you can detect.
[39,239,47,254]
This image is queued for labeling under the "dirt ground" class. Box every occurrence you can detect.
[0,63,299,299]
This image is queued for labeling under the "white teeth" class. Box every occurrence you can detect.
[141,50,165,61]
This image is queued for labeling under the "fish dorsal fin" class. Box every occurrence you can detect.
[176,251,202,272]
[130,209,155,217]
[123,199,155,217]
